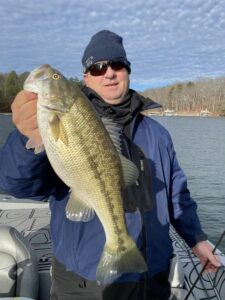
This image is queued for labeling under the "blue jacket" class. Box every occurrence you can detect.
[0,100,206,282]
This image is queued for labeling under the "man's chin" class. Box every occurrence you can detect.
[102,95,124,104]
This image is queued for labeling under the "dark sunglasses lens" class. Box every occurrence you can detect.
[89,61,125,76]
[110,62,125,71]
[89,63,108,76]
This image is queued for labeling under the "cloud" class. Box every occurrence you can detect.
[1,0,225,90]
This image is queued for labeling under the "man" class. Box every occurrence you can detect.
[0,30,220,299]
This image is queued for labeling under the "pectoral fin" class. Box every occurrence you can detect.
[49,114,60,141]
[66,190,95,222]
[48,114,68,146]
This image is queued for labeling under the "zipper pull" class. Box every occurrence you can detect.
[140,159,144,171]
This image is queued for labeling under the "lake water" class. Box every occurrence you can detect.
[152,116,225,251]
[0,114,225,250]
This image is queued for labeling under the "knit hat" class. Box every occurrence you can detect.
[82,30,131,73]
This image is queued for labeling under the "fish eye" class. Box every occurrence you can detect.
[52,73,61,80]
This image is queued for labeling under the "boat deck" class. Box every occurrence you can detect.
[0,195,225,300]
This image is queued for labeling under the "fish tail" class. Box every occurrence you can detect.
[96,236,147,285]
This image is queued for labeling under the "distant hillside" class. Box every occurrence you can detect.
[141,77,225,116]
[1,71,225,116]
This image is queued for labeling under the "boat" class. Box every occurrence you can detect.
[199,109,211,117]
[163,109,178,116]
[0,194,225,300]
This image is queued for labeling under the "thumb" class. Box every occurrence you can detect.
[208,253,221,267]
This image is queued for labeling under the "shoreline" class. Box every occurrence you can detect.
[1,111,223,118]
[0,112,12,115]
[143,110,222,118]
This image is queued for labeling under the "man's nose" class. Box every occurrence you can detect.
[104,66,116,77]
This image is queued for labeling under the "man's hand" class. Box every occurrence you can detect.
[192,241,221,273]
[11,90,42,145]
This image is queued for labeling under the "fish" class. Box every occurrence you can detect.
[23,64,147,285]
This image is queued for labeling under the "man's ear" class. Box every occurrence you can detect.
[83,73,88,86]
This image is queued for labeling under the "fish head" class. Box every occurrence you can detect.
[24,64,76,113]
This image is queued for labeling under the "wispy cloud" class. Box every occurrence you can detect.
[1,0,225,90]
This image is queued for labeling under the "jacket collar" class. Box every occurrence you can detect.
[133,91,161,111]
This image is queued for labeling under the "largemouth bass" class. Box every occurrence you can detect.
[23,64,147,285]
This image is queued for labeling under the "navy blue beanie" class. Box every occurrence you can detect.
[82,30,131,73]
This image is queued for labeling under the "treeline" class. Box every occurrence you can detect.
[0,70,82,113]
[0,71,28,112]
[2,71,225,116]
[141,77,225,116]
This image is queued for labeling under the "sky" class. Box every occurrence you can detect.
[1,0,225,91]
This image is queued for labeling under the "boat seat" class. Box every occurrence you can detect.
[0,225,38,299]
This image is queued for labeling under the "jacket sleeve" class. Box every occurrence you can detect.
[0,129,64,200]
[167,135,207,248]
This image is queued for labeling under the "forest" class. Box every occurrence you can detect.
[1,70,225,116]
[141,77,225,116]
[0,70,81,112]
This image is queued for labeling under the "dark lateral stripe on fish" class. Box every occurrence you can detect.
[73,124,127,251]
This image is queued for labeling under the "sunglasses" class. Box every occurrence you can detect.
[87,61,126,76]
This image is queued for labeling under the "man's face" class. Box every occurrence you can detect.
[83,61,130,105]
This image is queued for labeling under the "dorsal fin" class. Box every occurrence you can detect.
[101,117,123,153]
[119,154,139,186]
[101,117,139,187]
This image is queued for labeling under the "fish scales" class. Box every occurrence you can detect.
[60,97,127,246]
[36,92,129,247]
